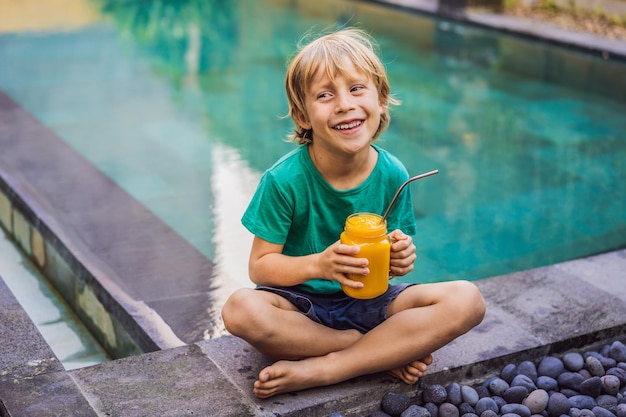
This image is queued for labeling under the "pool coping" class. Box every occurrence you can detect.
[2,227,625,416]
[1,2,626,415]
[373,0,626,61]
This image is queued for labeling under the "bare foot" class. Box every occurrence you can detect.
[253,358,330,399]
[253,353,433,398]
[387,354,433,384]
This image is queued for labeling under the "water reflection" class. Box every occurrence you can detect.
[94,0,238,78]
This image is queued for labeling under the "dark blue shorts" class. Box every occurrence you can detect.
[256,284,414,334]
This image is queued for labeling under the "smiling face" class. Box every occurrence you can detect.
[285,28,399,145]
[295,61,384,156]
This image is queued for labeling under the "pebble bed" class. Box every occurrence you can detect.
[329,339,626,417]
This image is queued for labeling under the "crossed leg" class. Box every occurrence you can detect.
[221,280,485,398]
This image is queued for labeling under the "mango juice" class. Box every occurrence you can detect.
[340,213,391,299]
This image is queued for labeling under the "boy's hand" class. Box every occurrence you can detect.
[388,230,416,277]
[317,241,368,289]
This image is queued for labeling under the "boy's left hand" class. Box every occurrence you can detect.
[388,230,416,278]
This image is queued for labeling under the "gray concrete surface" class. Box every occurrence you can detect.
[2,249,625,416]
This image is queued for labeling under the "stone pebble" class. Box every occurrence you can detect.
[329,340,626,417]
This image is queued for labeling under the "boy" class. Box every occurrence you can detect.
[221,27,485,399]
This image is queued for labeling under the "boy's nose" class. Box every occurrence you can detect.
[335,92,355,113]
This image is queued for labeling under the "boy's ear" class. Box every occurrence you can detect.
[293,109,312,130]
[379,96,388,112]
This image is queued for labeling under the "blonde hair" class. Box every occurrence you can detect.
[285,28,400,144]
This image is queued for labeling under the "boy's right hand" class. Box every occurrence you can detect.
[317,241,368,289]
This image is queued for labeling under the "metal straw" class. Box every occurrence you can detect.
[381,169,439,223]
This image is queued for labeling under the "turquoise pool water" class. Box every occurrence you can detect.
[0,0,625,291]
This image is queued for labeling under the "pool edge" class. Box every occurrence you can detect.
[1,247,625,416]
[372,0,626,61]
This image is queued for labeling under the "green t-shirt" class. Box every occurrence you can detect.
[242,144,417,294]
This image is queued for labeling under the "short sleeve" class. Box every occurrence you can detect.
[241,171,294,245]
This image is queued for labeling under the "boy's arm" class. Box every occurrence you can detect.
[248,236,369,289]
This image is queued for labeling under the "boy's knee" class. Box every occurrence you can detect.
[221,288,254,335]
[439,280,485,333]
[454,280,486,325]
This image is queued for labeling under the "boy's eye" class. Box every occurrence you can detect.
[351,85,365,93]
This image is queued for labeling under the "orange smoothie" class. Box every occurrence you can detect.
[340,213,391,299]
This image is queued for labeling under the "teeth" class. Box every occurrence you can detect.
[335,121,362,130]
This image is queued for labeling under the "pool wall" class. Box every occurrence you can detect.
[374,0,626,58]
[0,180,144,359]
[0,90,190,356]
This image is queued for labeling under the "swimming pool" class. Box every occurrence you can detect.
[0,0,624,292]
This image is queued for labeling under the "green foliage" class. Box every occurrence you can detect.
[536,0,559,13]
[609,14,626,26]
[505,0,626,29]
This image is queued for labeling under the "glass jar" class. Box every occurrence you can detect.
[339,212,391,299]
